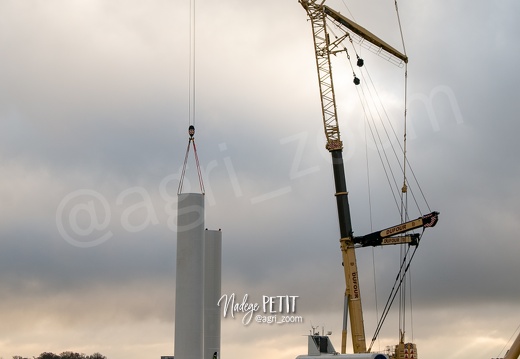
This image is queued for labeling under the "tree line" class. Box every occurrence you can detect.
[11,352,107,359]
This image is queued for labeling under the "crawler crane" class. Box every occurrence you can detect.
[298,0,439,356]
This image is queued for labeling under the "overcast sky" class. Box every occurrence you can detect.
[1,1,519,359]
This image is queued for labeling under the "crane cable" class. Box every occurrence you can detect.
[353,61,402,212]
[357,62,431,215]
[340,32,405,353]
[178,0,205,195]
[395,0,432,212]
[338,0,432,346]
[368,231,424,352]
[498,323,520,358]
[394,0,413,343]
[335,23,406,350]
[331,0,434,346]
[395,0,408,219]
[178,126,205,195]
[326,11,431,215]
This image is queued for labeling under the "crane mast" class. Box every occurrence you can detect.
[298,0,366,353]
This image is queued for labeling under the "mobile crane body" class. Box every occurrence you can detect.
[298,0,438,355]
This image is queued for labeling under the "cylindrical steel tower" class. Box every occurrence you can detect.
[204,229,222,359]
[175,193,205,359]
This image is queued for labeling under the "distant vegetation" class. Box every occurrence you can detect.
[11,352,107,359]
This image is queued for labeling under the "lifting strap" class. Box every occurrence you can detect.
[178,125,205,195]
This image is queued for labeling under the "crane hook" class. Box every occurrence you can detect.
[189,125,195,138]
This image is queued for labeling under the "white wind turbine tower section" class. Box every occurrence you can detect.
[174,193,222,359]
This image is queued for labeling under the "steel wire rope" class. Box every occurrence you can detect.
[342,31,423,349]
[400,63,409,222]
[340,0,356,22]
[330,23,384,351]
[327,30,395,352]
[341,23,413,351]
[369,245,413,351]
[357,64,403,208]
[362,77,381,353]
[324,29,400,211]
[361,63,430,215]
[498,323,520,358]
[368,233,422,352]
[328,14,431,347]
[393,0,432,214]
[354,59,396,356]
[394,0,407,56]
[349,47,407,352]
[340,28,389,353]
[408,261,414,342]
[353,64,401,213]
[189,0,196,128]
[327,27,400,213]
[393,0,415,341]
[399,242,407,340]
[336,33,406,213]
[394,0,410,229]
[354,57,417,216]
[178,0,205,195]
[353,57,407,349]
[330,15,430,215]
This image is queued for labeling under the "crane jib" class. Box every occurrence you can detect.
[354,212,439,247]
[379,212,439,238]
[381,219,422,238]
[323,5,408,64]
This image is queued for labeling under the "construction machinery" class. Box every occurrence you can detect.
[501,331,520,359]
[298,0,438,356]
